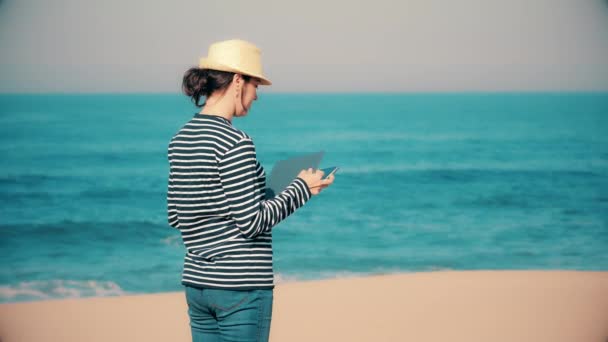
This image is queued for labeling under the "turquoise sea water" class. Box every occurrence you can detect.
[1,92,607,303]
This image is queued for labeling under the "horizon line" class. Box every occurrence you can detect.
[1,90,607,96]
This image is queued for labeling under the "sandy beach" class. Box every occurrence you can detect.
[1,270,607,342]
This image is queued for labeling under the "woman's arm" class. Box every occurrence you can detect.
[218,137,312,239]
[166,166,181,229]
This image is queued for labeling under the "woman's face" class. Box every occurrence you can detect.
[234,75,260,117]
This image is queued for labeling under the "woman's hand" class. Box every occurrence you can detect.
[297,168,335,196]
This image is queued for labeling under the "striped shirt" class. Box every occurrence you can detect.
[166,112,313,290]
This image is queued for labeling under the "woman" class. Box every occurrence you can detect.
[167,39,335,342]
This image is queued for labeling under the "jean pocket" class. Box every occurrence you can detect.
[209,289,252,312]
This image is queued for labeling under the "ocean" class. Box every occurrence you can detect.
[1,92,607,304]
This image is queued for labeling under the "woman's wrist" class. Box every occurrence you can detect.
[294,177,313,200]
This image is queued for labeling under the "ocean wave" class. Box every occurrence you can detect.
[335,162,606,175]
[161,235,182,247]
[310,131,608,143]
[78,188,162,199]
[273,271,370,285]
[0,219,171,232]
[0,188,163,202]
[313,131,479,142]
[0,174,68,185]
[0,279,129,304]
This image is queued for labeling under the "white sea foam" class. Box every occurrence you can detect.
[161,234,182,247]
[0,279,129,303]
[275,268,431,284]
[426,266,456,272]
[273,273,303,284]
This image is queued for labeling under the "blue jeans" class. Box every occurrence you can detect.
[184,285,273,342]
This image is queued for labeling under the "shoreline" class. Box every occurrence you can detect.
[1,270,607,341]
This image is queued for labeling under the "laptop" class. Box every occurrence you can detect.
[265,151,325,199]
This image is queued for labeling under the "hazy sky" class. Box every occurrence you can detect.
[1,0,607,93]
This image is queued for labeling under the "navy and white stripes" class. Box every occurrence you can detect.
[166,113,312,290]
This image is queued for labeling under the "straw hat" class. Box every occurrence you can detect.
[198,39,272,86]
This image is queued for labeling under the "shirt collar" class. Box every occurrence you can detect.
[193,112,233,126]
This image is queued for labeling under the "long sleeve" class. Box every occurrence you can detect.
[167,161,180,229]
[218,137,312,239]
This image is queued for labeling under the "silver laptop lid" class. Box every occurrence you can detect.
[265,151,325,199]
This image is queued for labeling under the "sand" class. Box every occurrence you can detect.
[1,271,607,342]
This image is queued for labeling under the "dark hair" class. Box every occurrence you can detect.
[182,67,252,108]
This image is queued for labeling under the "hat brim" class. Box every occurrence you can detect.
[199,58,272,86]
